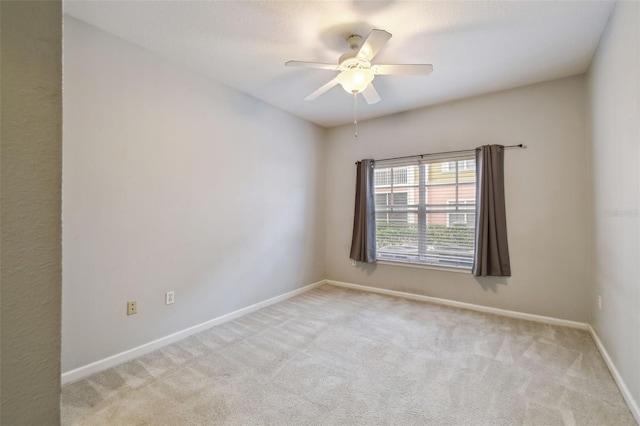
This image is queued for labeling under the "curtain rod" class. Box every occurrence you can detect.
[355,144,525,165]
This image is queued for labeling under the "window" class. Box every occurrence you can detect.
[447,200,475,227]
[374,155,476,269]
[375,167,409,186]
[441,159,476,173]
[376,192,408,223]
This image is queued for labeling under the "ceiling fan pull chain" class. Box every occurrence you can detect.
[353,92,358,138]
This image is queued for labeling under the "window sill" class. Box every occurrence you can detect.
[376,260,472,274]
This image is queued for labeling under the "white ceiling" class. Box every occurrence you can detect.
[64,1,614,128]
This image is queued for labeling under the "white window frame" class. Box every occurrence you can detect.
[441,159,476,173]
[446,200,475,227]
[375,192,409,223]
[374,166,411,187]
[373,156,476,270]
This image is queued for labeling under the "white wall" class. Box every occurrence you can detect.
[62,17,326,372]
[326,76,589,322]
[1,1,62,423]
[587,0,640,412]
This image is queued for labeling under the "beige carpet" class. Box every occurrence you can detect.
[62,285,636,425]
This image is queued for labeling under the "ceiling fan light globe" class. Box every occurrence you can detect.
[336,68,374,94]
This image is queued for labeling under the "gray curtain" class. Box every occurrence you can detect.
[473,145,511,277]
[350,160,377,263]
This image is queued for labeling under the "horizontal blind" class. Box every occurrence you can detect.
[374,154,476,269]
[374,149,475,168]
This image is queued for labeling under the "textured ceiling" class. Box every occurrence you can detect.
[64,1,614,127]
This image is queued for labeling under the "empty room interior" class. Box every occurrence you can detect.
[1,0,639,425]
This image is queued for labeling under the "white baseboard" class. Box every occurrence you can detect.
[588,325,640,424]
[326,280,590,330]
[61,280,326,385]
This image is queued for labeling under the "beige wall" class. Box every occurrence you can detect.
[0,1,63,424]
[586,0,640,413]
[62,17,326,372]
[326,76,589,322]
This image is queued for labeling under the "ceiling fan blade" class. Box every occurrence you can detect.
[286,61,339,71]
[304,78,339,101]
[372,64,434,75]
[361,83,381,105]
[356,29,392,61]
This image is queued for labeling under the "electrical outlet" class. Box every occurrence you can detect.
[598,295,602,310]
[165,291,174,305]
[351,259,357,267]
[127,300,137,315]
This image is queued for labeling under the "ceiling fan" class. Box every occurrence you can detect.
[285,29,433,104]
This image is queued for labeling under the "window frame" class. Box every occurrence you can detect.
[446,200,476,227]
[441,159,476,173]
[373,155,476,271]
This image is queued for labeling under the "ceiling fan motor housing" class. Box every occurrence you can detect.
[346,34,362,51]
[339,52,371,69]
